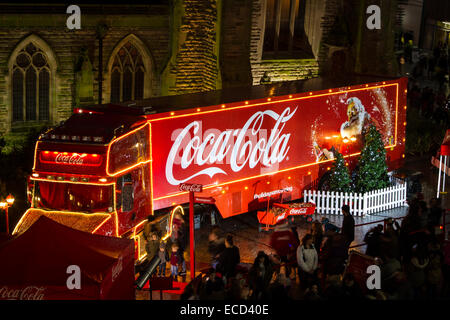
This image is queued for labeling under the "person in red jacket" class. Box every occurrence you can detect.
[269,222,299,269]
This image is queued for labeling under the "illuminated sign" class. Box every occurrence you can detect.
[39,151,102,166]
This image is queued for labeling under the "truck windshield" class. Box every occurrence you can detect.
[34,181,114,213]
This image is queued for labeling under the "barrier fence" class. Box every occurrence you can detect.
[304,178,407,216]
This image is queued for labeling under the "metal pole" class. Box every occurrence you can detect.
[189,191,195,281]
[5,207,8,235]
[443,156,447,193]
[438,154,443,198]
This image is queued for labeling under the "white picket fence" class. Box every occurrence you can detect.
[303,178,407,216]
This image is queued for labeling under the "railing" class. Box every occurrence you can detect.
[304,178,407,216]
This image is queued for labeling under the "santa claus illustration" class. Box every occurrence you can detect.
[340,97,373,141]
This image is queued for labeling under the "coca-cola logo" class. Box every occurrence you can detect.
[289,208,308,215]
[165,107,297,185]
[179,183,203,192]
[55,153,86,165]
[0,286,45,300]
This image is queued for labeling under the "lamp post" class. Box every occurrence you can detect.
[1,194,14,235]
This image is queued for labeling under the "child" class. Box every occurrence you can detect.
[158,243,169,277]
[170,243,180,279]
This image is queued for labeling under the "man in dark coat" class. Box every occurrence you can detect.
[208,227,226,270]
[217,234,240,279]
[341,204,355,246]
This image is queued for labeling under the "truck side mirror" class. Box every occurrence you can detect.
[122,181,133,212]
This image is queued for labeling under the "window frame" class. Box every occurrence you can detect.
[11,43,52,123]
[109,42,146,103]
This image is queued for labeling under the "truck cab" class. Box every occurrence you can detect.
[14,104,154,261]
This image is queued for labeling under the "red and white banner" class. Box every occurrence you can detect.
[150,84,400,199]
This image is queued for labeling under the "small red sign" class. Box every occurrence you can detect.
[194,196,216,204]
[179,183,203,192]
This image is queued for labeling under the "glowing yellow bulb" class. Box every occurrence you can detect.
[288,176,291,180]
[404,106,407,110]
[244,186,248,190]
[308,171,311,175]
[221,104,226,108]
[403,122,407,126]
[327,167,331,170]
[289,95,293,98]
[328,89,332,92]
[170,112,175,116]
[221,190,226,194]
[245,101,249,105]
[267,98,271,101]
[197,108,201,112]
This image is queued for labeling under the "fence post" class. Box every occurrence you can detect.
[325,191,329,215]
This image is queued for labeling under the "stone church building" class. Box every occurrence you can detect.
[0,0,399,138]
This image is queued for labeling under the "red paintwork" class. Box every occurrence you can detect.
[18,78,407,248]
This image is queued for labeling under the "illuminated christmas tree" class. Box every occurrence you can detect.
[329,150,352,193]
[354,124,390,193]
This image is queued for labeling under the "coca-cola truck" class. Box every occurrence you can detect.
[13,76,407,262]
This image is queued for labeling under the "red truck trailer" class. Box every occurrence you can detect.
[13,75,407,262]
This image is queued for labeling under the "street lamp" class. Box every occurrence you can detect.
[6,194,14,206]
[1,194,14,235]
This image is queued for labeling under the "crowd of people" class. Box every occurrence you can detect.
[178,198,449,300]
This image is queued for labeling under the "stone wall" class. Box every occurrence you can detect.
[162,0,222,95]
[249,0,320,85]
[0,7,170,135]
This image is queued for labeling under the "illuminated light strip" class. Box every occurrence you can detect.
[148,83,399,123]
[395,84,399,145]
[32,141,40,171]
[153,147,396,201]
[114,211,119,237]
[12,208,111,235]
[161,205,184,241]
[30,177,115,186]
[106,122,151,177]
[91,215,113,234]
[149,122,154,217]
[107,159,152,177]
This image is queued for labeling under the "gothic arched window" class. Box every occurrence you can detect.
[110,41,145,103]
[12,42,50,122]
